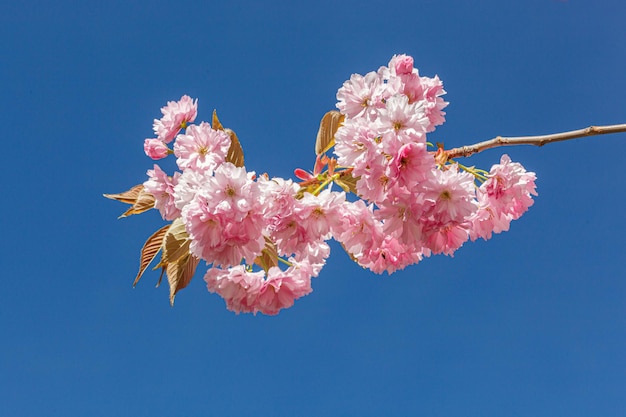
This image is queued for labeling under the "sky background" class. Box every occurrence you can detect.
[1,1,625,416]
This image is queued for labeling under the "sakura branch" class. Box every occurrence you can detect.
[445,124,626,160]
[105,54,624,315]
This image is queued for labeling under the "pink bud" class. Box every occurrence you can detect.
[394,54,414,75]
[144,138,169,160]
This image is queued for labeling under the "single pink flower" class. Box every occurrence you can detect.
[152,95,198,143]
[143,164,180,221]
[419,166,477,223]
[359,235,423,274]
[421,221,470,256]
[391,54,414,75]
[256,262,313,315]
[205,266,264,314]
[468,194,512,241]
[375,95,429,155]
[336,71,385,120]
[173,122,231,173]
[388,142,433,187]
[143,138,169,160]
[481,154,537,219]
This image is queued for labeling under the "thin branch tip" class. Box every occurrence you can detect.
[446,123,626,159]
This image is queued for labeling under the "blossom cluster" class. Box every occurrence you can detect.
[330,54,538,273]
[128,54,537,315]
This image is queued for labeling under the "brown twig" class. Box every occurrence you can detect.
[445,124,626,159]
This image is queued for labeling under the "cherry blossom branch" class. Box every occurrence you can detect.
[445,124,626,159]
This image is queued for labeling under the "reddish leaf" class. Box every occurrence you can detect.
[212,109,224,130]
[103,184,143,204]
[225,128,244,167]
[212,110,244,167]
[104,185,155,218]
[133,224,170,287]
[315,110,344,155]
[158,218,190,266]
[167,255,200,305]
[253,237,279,272]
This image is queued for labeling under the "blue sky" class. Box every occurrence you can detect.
[2,0,625,416]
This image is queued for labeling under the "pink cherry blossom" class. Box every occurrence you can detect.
[336,71,385,120]
[468,193,512,241]
[419,166,477,223]
[417,75,447,131]
[205,266,264,314]
[481,154,537,219]
[468,154,537,241]
[205,261,314,315]
[143,164,181,221]
[152,95,198,143]
[375,187,427,246]
[143,138,170,160]
[359,235,423,274]
[173,122,231,173]
[388,142,433,187]
[172,168,213,211]
[182,164,266,267]
[256,261,314,315]
[333,200,383,258]
[375,95,429,155]
[421,221,470,256]
[333,118,381,172]
[390,54,414,76]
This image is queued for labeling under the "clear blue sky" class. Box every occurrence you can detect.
[2,1,625,416]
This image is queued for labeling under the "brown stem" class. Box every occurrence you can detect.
[445,124,626,159]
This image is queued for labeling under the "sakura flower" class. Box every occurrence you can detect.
[333,200,383,258]
[468,192,512,241]
[173,122,231,173]
[182,164,266,267]
[388,141,433,187]
[143,164,180,221]
[390,54,415,76]
[420,221,470,256]
[256,261,314,315]
[419,166,477,223]
[257,176,300,220]
[205,261,314,316]
[172,168,213,211]
[468,155,537,241]
[294,189,346,239]
[205,266,264,314]
[143,138,169,160]
[417,75,447,131]
[268,189,343,262]
[152,95,198,143]
[333,118,381,172]
[336,71,385,120]
[481,154,537,220]
[359,235,423,274]
[375,95,429,155]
